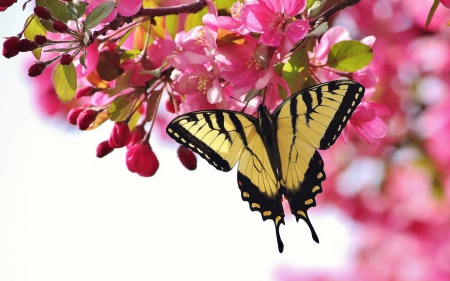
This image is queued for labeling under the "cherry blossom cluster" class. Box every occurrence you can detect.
[2,0,386,177]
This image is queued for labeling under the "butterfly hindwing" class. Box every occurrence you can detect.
[274,80,364,241]
[237,131,285,252]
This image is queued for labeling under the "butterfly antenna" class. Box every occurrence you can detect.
[261,83,273,106]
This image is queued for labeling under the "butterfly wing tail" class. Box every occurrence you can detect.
[238,171,285,253]
[282,151,325,243]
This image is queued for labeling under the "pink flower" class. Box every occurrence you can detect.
[76,40,99,78]
[345,101,390,145]
[241,0,308,47]
[126,142,159,177]
[202,1,249,35]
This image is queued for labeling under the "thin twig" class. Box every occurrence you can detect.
[310,0,362,26]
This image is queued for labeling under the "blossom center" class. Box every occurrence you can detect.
[195,27,207,45]
[231,2,244,19]
[269,12,286,29]
[197,75,210,93]
[245,55,262,70]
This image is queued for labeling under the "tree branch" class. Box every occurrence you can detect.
[89,0,207,45]
[310,0,362,26]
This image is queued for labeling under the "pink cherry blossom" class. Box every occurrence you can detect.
[345,101,390,145]
[241,0,308,47]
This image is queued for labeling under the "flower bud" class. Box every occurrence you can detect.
[0,0,16,8]
[109,122,131,148]
[53,21,68,33]
[75,86,97,99]
[67,107,84,125]
[441,0,450,8]
[2,36,20,58]
[177,145,197,170]
[60,53,73,65]
[165,95,181,114]
[77,109,98,130]
[126,125,146,148]
[28,62,46,77]
[96,141,114,158]
[126,142,159,177]
[18,39,38,52]
[34,35,47,45]
[33,6,52,20]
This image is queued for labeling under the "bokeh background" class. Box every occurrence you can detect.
[1,0,450,280]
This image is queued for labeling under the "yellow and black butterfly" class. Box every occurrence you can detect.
[166,80,364,252]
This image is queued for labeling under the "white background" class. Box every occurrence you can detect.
[0,4,355,280]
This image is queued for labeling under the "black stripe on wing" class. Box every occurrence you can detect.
[318,81,364,149]
[281,151,325,243]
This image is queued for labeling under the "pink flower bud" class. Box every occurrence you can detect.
[53,21,68,33]
[67,107,84,125]
[126,125,146,148]
[60,53,73,65]
[34,35,47,45]
[0,0,16,8]
[441,0,450,8]
[2,36,20,58]
[165,95,181,114]
[33,6,52,20]
[126,142,159,177]
[77,109,98,130]
[75,86,97,99]
[28,62,46,77]
[177,145,197,170]
[108,122,131,148]
[18,39,38,52]
[96,141,114,158]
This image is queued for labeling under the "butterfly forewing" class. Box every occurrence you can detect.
[167,111,256,171]
[274,80,364,242]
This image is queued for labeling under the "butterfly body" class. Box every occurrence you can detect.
[166,80,365,252]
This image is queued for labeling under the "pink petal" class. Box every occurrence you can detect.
[260,28,283,46]
[241,4,273,32]
[117,0,142,17]
[285,19,308,44]
[352,104,376,122]
[262,0,281,13]
[367,101,391,116]
[207,79,223,104]
[76,40,99,78]
[353,66,379,89]
[283,0,306,17]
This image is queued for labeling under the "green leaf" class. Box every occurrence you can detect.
[36,0,69,23]
[184,7,207,31]
[67,1,87,21]
[282,49,309,100]
[214,0,235,12]
[84,1,116,30]
[327,40,373,72]
[52,63,77,103]
[79,49,87,68]
[108,96,132,121]
[96,50,123,81]
[24,15,46,60]
[145,89,163,122]
[306,0,315,10]
[426,0,440,29]
[166,14,179,40]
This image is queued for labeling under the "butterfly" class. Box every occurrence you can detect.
[166,80,364,252]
